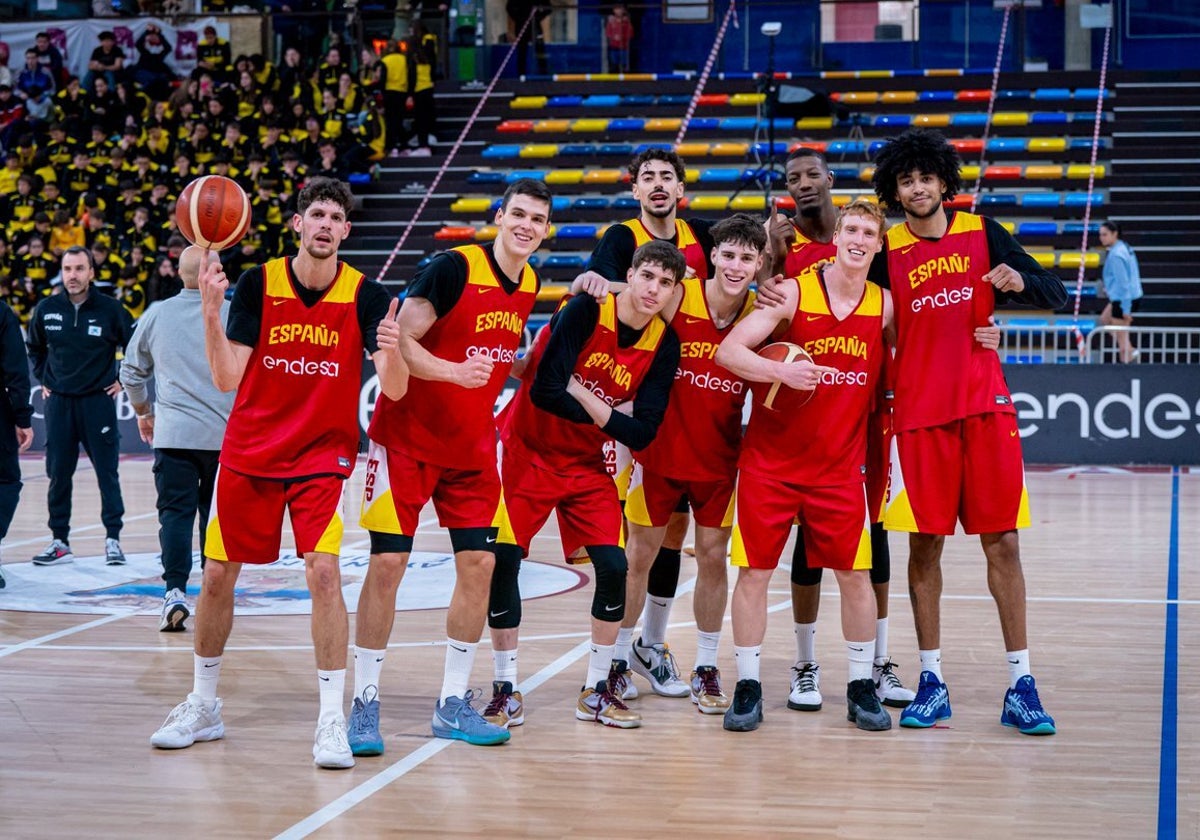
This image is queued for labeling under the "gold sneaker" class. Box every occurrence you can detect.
[482,680,524,728]
[607,658,638,700]
[576,681,642,728]
[690,666,731,714]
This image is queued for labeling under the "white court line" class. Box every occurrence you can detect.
[3,511,161,549]
[0,611,135,659]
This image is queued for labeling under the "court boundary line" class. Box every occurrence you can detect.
[1157,467,1180,839]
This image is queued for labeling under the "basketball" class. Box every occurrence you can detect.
[751,341,817,411]
[176,175,252,251]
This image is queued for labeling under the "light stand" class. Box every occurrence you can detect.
[761,21,782,210]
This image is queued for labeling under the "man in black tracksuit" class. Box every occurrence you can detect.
[26,246,134,567]
[0,299,34,587]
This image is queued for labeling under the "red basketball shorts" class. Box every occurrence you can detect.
[731,470,872,571]
[865,407,892,524]
[884,412,1030,536]
[625,460,734,529]
[206,467,346,564]
[358,439,504,535]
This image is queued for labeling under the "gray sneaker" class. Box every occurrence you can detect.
[432,690,510,745]
[847,678,893,731]
[723,679,764,732]
[105,538,126,566]
[158,588,190,632]
[348,687,384,756]
[151,694,225,749]
[630,639,689,697]
[32,539,73,566]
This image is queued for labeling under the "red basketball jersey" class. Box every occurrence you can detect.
[884,211,1012,432]
[740,268,884,487]
[783,224,837,278]
[369,244,539,470]
[221,257,365,479]
[623,218,709,279]
[504,293,667,475]
[638,276,753,481]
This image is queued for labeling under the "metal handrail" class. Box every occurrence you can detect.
[998,324,1200,364]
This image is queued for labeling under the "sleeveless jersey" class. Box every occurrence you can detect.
[884,211,1012,432]
[638,276,754,481]
[221,257,365,479]
[783,224,837,277]
[369,244,538,470]
[623,218,708,279]
[740,268,885,487]
[505,294,667,475]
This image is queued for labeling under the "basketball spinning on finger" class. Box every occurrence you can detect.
[753,341,817,410]
[176,175,252,251]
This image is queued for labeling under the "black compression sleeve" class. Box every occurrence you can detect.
[600,326,680,451]
[981,215,1068,309]
[529,293,599,424]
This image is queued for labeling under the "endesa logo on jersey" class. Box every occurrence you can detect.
[911,283,973,313]
[466,344,517,364]
[572,372,626,406]
[817,368,869,387]
[262,355,341,377]
[676,366,745,395]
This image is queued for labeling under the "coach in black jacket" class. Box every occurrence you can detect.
[0,300,33,587]
[26,246,134,567]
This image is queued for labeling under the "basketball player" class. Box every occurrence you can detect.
[351,179,551,751]
[620,214,763,715]
[870,128,1064,734]
[487,240,682,729]
[716,200,894,733]
[150,178,410,769]
[571,148,714,698]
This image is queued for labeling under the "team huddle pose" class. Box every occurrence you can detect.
[150,127,1063,768]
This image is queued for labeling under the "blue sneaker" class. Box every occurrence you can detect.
[348,687,384,756]
[432,690,511,745]
[1001,674,1057,735]
[899,671,952,728]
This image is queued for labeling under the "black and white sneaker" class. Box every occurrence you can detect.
[105,539,126,566]
[32,539,73,566]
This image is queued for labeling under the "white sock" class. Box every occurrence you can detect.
[1006,649,1031,688]
[919,649,943,682]
[641,595,673,646]
[695,630,721,669]
[493,648,518,685]
[193,654,221,703]
[874,617,890,665]
[615,625,635,664]
[353,646,386,699]
[734,645,761,682]
[794,621,817,665]
[317,669,346,725]
[586,642,616,688]
[439,638,477,702]
[847,639,875,683]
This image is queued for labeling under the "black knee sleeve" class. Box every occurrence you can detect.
[588,545,627,622]
[790,525,824,586]
[646,546,681,598]
[487,543,523,629]
[369,530,413,555]
[869,521,890,585]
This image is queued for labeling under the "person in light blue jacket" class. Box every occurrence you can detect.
[1099,221,1143,363]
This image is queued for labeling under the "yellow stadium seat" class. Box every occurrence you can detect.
[451,198,493,213]
[711,142,749,156]
[1067,164,1106,179]
[645,118,682,132]
[840,91,880,105]
[1000,221,1015,234]
[729,92,766,107]
[689,195,730,211]
[1058,251,1101,269]
[675,142,710,157]
[1027,137,1068,153]
[684,168,701,183]
[857,70,894,78]
[960,164,982,180]
[992,112,1030,126]
[913,114,951,127]
[537,284,572,302]
[1024,165,1064,179]
[571,118,610,132]
[858,166,875,182]
[510,96,547,109]
[796,116,834,130]
[519,144,559,159]
[475,225,498,241]
[1030,251,1056,268]
[882,90,918,104]
[730,195,766,211]
[545,169,584,185]
[582,169,623,184]
[533,119,572,133]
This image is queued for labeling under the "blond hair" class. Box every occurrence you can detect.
[835,198,887,235]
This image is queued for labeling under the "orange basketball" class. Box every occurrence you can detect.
[751,341,817,411]
[176,175,251,251]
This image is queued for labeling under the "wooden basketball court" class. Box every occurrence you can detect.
[0,456,1192,838]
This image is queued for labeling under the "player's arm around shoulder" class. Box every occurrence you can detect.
[716,278,798,382]
[881,287,897,349]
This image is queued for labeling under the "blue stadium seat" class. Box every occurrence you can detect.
[868,139,889,155]
[544,254,587,269]
[610,118,645,131]
[1071,111,1100,123]
[874,114,912,127]
[1062,222,1101,234]
[720,117,759,131]
[1070,137,1109,150]
[998,89,1031,99]
[830,166,859,180]
[1021,193,1061,208]
[750,142,789,156]
[1005,317,1050,328]
[1064,193,1103,207]
[1033,88,1072,101]
[918,90,955,102]
[987,137,1028,152]
[555,224,599,239]
[632,142,673,154]
[547,95,582,107]
[507,170,548,182]
[1017,222,1059,236]
[699,169,742,183]
[599,143,635,155]
[621,95,655,106]
[1074,87,1105,100]
[826,139,866,155]
[583,95,621,108]
[952,113,989,126]
[687,117,720,130]
[658,94,691,106]
[559,144,595,156]
[979,193,1018,207]
[482,145,522,159]
[612,196,641,209]
[1030,112,1068,125]
[572,197,612,209]
[466,171,507,184]
[552,197,572,213]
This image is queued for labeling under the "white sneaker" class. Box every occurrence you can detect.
[787,662,822,711]
[873,659,916,708]
[313,716,355,769]
[151,694,224,749]
[630,639,689,697]
[31,539,73,566]
[159,588,190,632]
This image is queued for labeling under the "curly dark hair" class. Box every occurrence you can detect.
[871,128,961,210]
[297,176,354,217]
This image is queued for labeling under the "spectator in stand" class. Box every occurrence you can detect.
[115,81,152,132]
[24,86,54,132]
[0,149,22,194]
[0,44,12,89]
[91,240,124,293]
[1098,220,1144,363]
[85,31,126,93]
[0,86,27,153]
[197,25,233,83]
[404,25,438,156]
[16,49,56,101]
[55,76,88,136]
[149,253,182,302]
[315,46,345,92]
[379,39,409,157]
[31,32,65,88]
[296,115,324,166]
[85,76,121,137]
[312,138,346,180]
[49,208,84,258]
[277,46,307,102]
[605,4,634,73]
[133,23,176,102]
[506,0,551,77]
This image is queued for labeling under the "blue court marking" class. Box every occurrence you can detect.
[1157,466,1179,839]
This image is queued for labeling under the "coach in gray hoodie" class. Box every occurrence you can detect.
[121,245,235,632]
